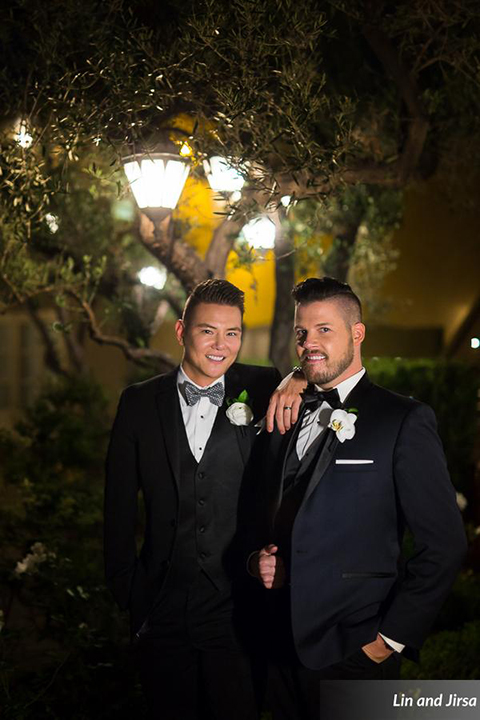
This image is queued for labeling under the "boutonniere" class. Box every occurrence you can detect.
[226,389,254,426]
[328,408,358,443]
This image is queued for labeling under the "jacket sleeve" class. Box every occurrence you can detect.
[104,388,139,610]
[379,402,467,649]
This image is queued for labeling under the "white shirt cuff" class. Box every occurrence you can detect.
[379,633,404,653]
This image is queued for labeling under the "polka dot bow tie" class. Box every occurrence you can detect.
[184,381,225,407]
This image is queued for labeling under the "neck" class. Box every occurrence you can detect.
[319,362,363,390]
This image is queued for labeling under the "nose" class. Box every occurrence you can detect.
[302,333,318,350]
[212,334,226,349]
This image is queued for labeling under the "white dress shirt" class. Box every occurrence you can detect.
[296,368,366,459]
[177,365,225,463]
[295,366,404,654]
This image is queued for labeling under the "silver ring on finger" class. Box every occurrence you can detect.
[284,406,292,411]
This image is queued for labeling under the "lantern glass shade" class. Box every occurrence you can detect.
[123,153,190,209]
[203,156,245,193]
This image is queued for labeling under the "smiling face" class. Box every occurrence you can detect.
[294,299,365,388]
[175,302,242,386]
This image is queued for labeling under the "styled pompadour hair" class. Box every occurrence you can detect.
[291,277,362,323]
[182,279,245,324]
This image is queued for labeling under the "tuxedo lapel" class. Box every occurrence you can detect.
[302,372,372,503]
[155,368,182,490]
[224,365,251,466]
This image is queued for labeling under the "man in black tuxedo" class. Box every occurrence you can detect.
[251,277,467,719]
[105,278,305,720]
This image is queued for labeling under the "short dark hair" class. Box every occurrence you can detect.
[292,277,362,323]
[182,279,245,325]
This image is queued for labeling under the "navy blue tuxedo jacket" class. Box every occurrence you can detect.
[261,373,467,670]
[104,362,281,637]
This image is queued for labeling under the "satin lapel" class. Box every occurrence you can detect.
[302,372,373,503]
[155,368,182,490]
[224,365,251,466]
[303,430,339,502]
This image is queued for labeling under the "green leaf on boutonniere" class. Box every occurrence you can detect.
[227,389,251,407]
[346,407,358,414]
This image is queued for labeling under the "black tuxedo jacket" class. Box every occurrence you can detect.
[261,373,467,670]
[104,362,281,636]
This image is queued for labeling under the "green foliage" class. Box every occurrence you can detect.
[401,621,480,680]
[365,358,479,493]
[0,376,145,717]
[433,571,480,633]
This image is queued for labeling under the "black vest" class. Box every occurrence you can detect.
[165,402,246,591]
[273,427,330,573]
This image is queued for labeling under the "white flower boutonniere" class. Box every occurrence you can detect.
[328,408,358,443]
[226,389,254,426]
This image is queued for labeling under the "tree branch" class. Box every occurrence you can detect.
[138,213,211,291]
[26,300,69,378]
[56,306,85,374]
[69,292,175,371]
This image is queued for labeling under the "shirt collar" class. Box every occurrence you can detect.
[177,364,225,390]
[315,367,365,403]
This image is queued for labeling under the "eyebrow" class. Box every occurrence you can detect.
[196,323,242,332]
[294,322,333,330]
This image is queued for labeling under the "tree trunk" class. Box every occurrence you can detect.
[323,218,363,282]
[204,216,242,278]
[138,213,211,291]
[269,209,295,376]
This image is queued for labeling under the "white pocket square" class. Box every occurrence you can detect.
[335,459,374,465]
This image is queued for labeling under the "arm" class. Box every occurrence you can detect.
[266,368,308,434]
[378,403,467,649]
[104,389,139,610]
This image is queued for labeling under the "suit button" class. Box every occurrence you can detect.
[198,471,206,479]
[170,519,176,527]
[199,526,206,533]
[198,498,205,506]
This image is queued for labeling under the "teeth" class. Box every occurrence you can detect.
[306,355,326,360]
[206,355,225,361]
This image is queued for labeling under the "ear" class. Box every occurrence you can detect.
[352,322,365,347]
[175,319,185,346]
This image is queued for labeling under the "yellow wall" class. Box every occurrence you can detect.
[379,179,480,345]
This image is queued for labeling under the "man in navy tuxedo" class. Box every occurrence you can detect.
[104,278,308,720]
[250,277,467,719]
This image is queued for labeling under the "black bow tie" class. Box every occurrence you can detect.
[300,385,343,411]
[183,381,225,407]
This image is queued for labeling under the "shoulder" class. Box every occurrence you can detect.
[367,381,436,426]
[230,362,282,387]
[120,368,177,403]
[229,362,282,418]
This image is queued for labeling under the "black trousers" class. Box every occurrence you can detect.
[136,571,258,720]
[265,591,401,720]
